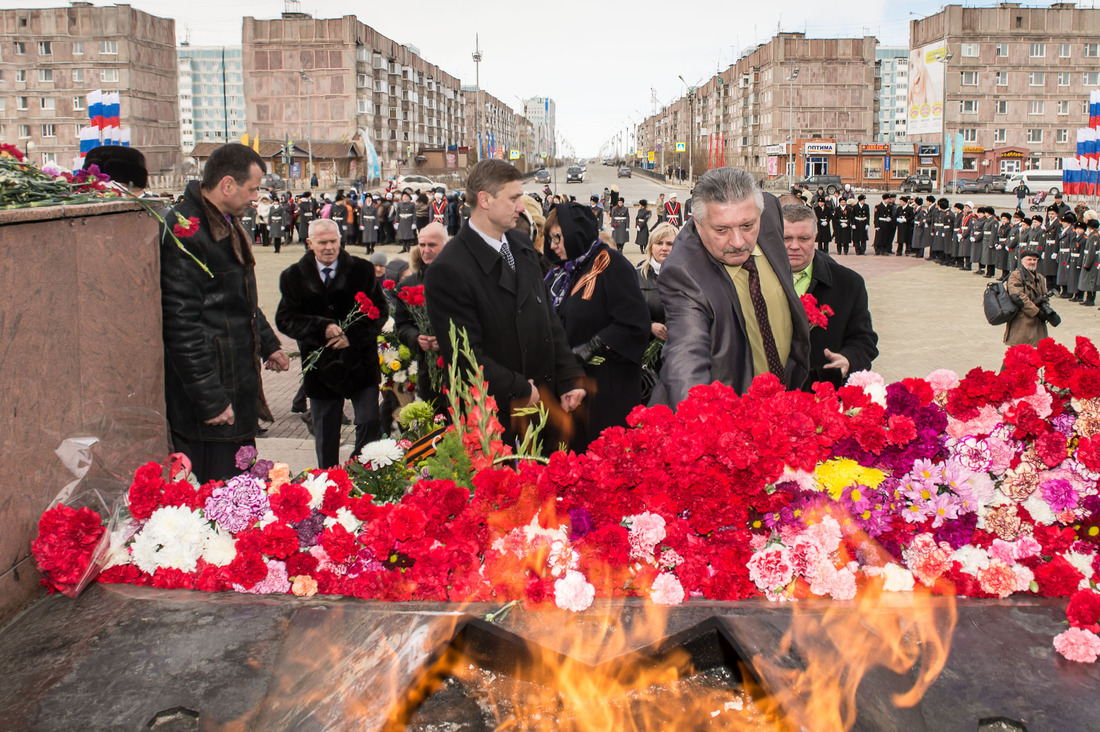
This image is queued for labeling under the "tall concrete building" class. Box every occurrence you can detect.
[909,3,1100,178]
[464,87,517,161]
[242,12,466,176]
[875,47,910,143]
[0,3,180,172]
[177,45,246,153]
[523,97,555,159]
[637,32,876,179]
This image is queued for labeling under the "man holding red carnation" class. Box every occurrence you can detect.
[277,218,389,468]
[160,143,290,483]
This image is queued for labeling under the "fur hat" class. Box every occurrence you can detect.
[1018,247,1041,259]
[83,145,148,189]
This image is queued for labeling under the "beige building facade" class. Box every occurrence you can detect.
[0,4,180,173]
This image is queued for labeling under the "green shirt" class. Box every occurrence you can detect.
[793,260,814,297]
[724,247,793,379]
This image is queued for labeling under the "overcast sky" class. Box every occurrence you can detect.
[19,0,1086,155]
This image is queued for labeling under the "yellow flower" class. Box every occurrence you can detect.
[378,354,384,365]
[814,458,886,501]
[390,360,402,370]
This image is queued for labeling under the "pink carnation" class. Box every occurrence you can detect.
[926,369,960,395]
[828,567,857,601]
[903,533,953,587]
[789,536,827,581]
[554,570,595,612]
[1054,627,1100,663]
[804,515,842,555]
[977,561,1018,599]
[628,512,666,561]
[747,546,794,594]
[233,559,292,594]
[650,572,686,606]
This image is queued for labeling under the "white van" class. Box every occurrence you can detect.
[1007,170,1065,195]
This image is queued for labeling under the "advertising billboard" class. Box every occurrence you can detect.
[907,41,947,136]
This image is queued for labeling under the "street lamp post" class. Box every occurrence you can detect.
[940,49,955,194]
[679,75,701,185]
[787,65,800,179]
[472,36,483,162]
[298,70,313,179]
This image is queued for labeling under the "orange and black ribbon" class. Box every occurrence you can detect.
[570,250,610,301]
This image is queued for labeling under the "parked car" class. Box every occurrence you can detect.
[1007,170,1064,196]
[945,178,982,194]
[534,169,552,184]
[261,173,286,191]
[617,166,632,179]
[396,174,443,192]
[566,166,584,183]
[898,174,933,193]
[796,174,844,195]
[974,174,1010,193]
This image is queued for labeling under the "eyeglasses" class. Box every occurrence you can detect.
[549,233,563,243]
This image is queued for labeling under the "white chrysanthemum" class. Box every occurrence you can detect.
[881,563,916,592]
[407,361,419,375]
[1065,551,1096,589]
[358,438,405,470]
[103,525,138,569]
[202,528,238,567]
[1022,491,1057,525]
[129,506,212,574]
[382,348,400,363]
[393,371,407,384]
[951,545,991,575]
[301,471,333,510]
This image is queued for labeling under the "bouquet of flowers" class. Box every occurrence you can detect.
[300,292,381,373]
[398,285,446,391]
[377,331,417,393]
[800,293,834,330]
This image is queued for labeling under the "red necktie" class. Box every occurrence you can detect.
[741,257,785,382]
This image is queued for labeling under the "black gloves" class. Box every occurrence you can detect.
[572,334,607,364]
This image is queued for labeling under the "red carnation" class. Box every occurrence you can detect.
[172,215,200,238]
[1035,430,1067,468]
[320,524,358,564]
[1075,336,1100,368]
[285,551,319,577]
[799,293,833,329]
[388,503,428,542]
[161,479,204,511]
[1067,589,1100,632]
[1078,436,1100,473]
[1033,524,1077,555]
[226,548,267,588]
[270,483,311,524]
[152,567,196,590]
[320,482,350,517]
[886,414,918,446]
[1033,555,1085,597]
[259,523,300,559]
[382,279,396,290]
[0,142,26,161]
[31,504,106,594]
[398,285,426,307]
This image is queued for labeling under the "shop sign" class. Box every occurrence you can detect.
[837,142,860,155]
[861,144,889,154]
[918,144,939,156]
[890,143,915,155]
[963,146,984,154]
[765,144,786,155]
[804,141,836,154]
[919,157,934,165]
[1000,150,1024,158]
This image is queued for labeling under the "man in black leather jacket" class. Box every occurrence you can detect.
[160,143,290,483]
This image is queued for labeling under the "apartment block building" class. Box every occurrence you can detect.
[523,97,556,159]
[0,3,180,172]
[242,12,467,173]
[177,45,246,153]
[875,47,910,143]
[465,87,517,161]
[909,3,1100,178]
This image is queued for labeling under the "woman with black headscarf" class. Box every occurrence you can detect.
[544,202,650,452]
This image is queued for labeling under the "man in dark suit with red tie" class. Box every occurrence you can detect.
[424,160,585,449]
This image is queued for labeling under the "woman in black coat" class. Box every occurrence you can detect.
[544,203,650,452]
[635,199,652,252]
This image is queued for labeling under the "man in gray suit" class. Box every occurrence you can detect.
[651,167,810,409]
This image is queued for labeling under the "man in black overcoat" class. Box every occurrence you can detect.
[873,193,896,255]
[276,218,388,469]
[782,204,879,390]
[424,160,585,449]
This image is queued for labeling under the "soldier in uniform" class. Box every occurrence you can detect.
[1068,220,1087,301]
[610,198,630,251]
[1005,211,1025,276]
[814,198,833,253]
[430,190,447,225]
[379,193,396,245]
[635,199,651,253]
[330,192,350,248]
[894,195,913,256]
[269,198,286,254]
[241,203,257,246]
[1078,218,1099,307]
[852,194,870,255]
[589,194,605,230]
[965,204,984,271]
[297,191,316,246]
[833,198,852,255]
[662,193,682,227]
[396,190,417,252]
[872,193,896,255]
[1055,212,1077,297]
[995,211,1012,280]
[360,195,380,253]
[1040,209,1061,288]
[979,207,999,277]
[911,197,928,258]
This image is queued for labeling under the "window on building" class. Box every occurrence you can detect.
[1028,100,1044,115]
[42,124,56,137]
[101,69,119,83]
[1061,43,1072,58]
[1056,129,1068,143]
[862,158,883,180]
[39,68,53,82]
[1087,43,1100,58]
[72,69,83,83]
[1085,72,1100,87]
[962,157,978,171]
[961,43,979,57]
[996,100,1008,115]
[961,71,978,86]
[995,71,1007,86]
[1030,43,1045,58]
[995,43,1009,57]
[18,124,30,138]
[74,124,82,136]
[357,99,369,113]
[17,97,28,110]
[961,100,978,114]
[357,73,369,87]
[99,40,118,55]
[14,42,25,54]
[893,158,912,179]
[42,152,57,166]
[994,128,1007,143]
[1058,100,1070,115]
[73,96,84,111]
[73,41,83,55]
[1058,72,1071,87]
[1029,71,1045,86]
[38,41,52,56]
[40,97,55,111]
[16,69,26,82]
[962,128,977,142]
[1027,129,1043,144]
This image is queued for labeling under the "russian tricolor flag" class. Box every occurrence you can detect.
[1063,157,1080,196]
[1090,89,1100,130]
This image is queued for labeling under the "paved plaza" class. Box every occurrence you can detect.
[253,228,1099,474]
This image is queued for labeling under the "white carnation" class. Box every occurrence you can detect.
[301,472,333,510]
[129,506,212,574]
[1022,491,1057,525]
[358,438,405,470]
[1065,551,1096,589]
[951,545,991,575]
[881,563,915,592]
[202,528,238,567]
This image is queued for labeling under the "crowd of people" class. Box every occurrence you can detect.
[158,142,1100,482]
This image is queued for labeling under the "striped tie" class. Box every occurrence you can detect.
[741,256,785,382]
[500,240,516,271]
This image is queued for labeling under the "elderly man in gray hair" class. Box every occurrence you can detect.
[651,167,810,409]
